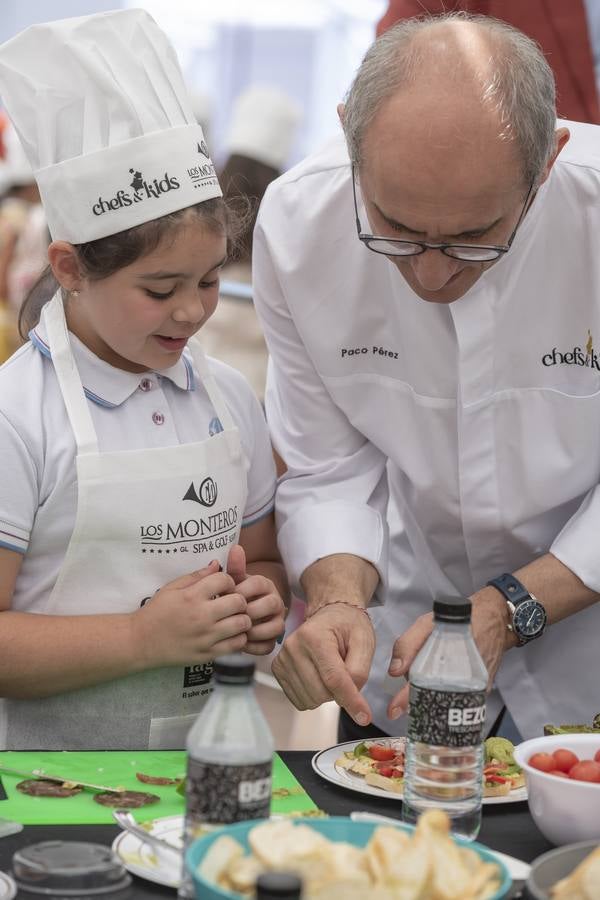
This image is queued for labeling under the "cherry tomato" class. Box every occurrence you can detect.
[391,767,404,778]
[594,749,600,764]
[552,749,579,773]
[568,760,600,783]
[529,752,555,773]
[368,744,396,762]
[377,766,394,778]
[548,770,569,778]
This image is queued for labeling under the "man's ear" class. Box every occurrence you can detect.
[537,127,570,186]
[337,102,345,126]
[47,241,84,291]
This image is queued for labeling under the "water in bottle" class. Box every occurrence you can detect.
[178,654,274,898]
[401,597,488,840]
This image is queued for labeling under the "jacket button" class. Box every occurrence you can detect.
[140,378,153,392]
[152,411,165,425]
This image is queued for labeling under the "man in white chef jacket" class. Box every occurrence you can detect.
[253,13,600,741]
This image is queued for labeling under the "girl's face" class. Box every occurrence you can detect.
[67,216,227,373]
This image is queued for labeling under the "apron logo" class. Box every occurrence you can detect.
[542,330,600,370]
[197,140,210,158]
[183,477,218,507]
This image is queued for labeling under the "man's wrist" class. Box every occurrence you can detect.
[472,585,519,650]
[305,600,371,620]
[301,553,379,617]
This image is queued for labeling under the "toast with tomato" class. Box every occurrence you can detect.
[483,737,524,797]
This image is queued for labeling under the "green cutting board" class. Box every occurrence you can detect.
[0,751,317,824]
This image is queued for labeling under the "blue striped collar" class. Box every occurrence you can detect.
[30,318,196,408]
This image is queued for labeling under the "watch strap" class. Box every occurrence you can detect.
[486,573,530,607]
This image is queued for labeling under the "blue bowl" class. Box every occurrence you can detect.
[185,816,512,899]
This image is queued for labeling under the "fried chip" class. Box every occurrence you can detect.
[198,809,503,900]
[551,846,600,899]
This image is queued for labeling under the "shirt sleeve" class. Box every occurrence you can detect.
[252,198,389,594]
[0,409,38,554]
[241,388,277,527]
[550,485,600,592]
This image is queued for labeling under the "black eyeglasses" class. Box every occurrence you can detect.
[351,164,535,263]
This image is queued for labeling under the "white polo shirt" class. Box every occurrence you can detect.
[0,321,276,613]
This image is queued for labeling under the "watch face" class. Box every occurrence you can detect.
[513,599,547,639]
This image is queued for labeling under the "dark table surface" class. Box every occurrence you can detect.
[0,750,553,898]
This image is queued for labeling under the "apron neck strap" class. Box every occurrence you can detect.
[187,338,236,433]
[43,293,99,455]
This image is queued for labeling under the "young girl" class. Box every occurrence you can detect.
[0,9,287,750]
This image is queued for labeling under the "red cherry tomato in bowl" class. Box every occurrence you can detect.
[529,752,555,773]
[548,770,569,778]
[368,744,396,762]
[552,749,579,773]
[568,760,600,783]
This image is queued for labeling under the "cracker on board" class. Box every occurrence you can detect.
[93,790,159,808]
[16,779,82,798]
[135,772,179,786]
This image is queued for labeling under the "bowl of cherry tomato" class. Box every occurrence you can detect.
[513,735,600,846]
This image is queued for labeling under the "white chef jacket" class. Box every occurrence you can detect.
[0,317,276,613]
[253,119,600,740]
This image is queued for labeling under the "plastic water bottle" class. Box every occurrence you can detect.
[256,872,303,899]
[401,597,488,840]
[178,655,274,898]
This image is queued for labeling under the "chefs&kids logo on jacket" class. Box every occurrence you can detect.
[91,166,181,217]
[139,479,239,554]
[542,330,600,370]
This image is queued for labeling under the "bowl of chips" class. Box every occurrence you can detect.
[185,810,512,899]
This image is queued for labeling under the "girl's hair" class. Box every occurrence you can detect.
[218,153,280,262]
[342,12,557,188]
[19,196,247,339]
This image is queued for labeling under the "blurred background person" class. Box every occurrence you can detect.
[0,119,48,361]
[377,0,600,124]
[198,85,301,401]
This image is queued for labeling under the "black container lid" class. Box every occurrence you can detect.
[433,597,472,622]
[256,871,302,899]
[214,654,255,684]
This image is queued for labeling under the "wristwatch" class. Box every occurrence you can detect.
[486,573,547,645]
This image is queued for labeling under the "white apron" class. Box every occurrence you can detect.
[5,294,248,750]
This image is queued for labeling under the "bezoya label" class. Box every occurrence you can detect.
[407,685,486,747]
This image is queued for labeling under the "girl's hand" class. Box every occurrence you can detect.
[227,546,286,655]
[134,561,251,668]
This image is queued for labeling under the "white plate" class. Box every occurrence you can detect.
[312,740,529,806]
[0,872,16,900]
[112,814,183,889]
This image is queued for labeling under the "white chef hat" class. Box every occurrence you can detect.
[0,8,222,244]
[0,122,34,194]
[225,86,301,170]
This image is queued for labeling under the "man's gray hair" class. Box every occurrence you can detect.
[342,13,557,186]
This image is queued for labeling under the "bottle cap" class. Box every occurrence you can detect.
[433,597,472,622]
[214,654,255,684]
[256,871,302,899]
